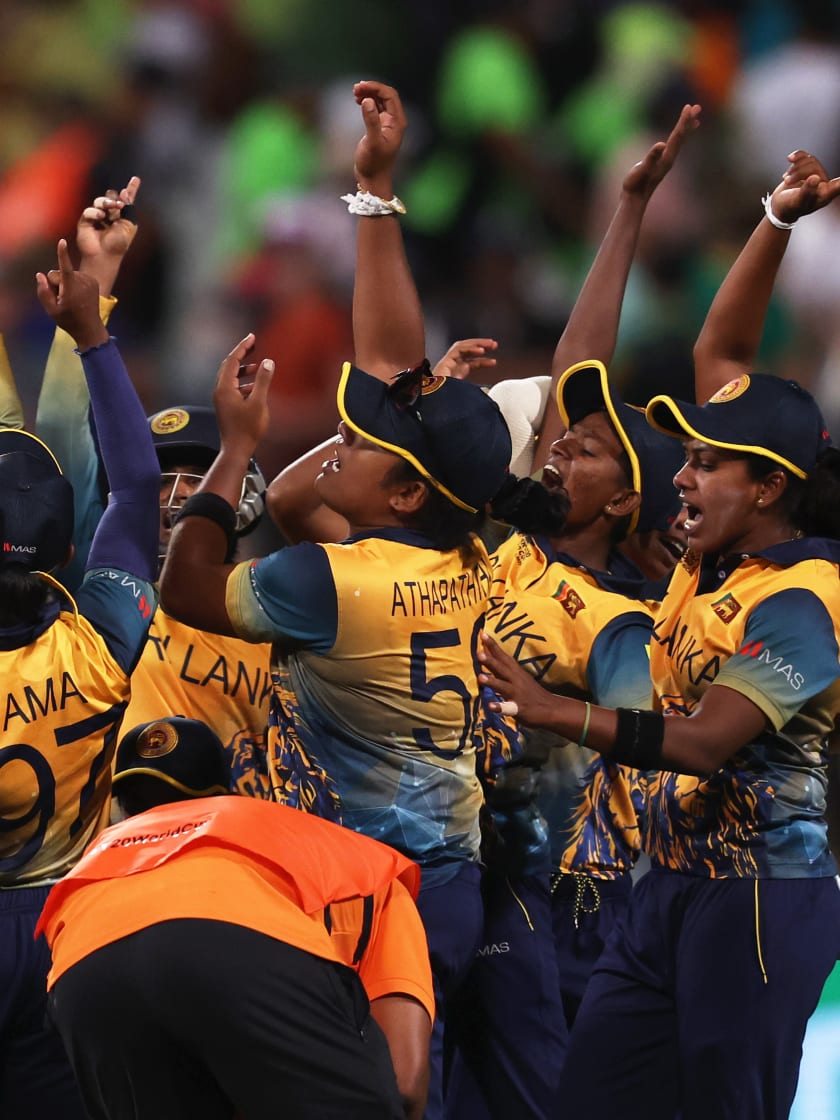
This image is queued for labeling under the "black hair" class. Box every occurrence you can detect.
[385,459,573,554]
[744,448,840,540]
[382,459,485,556]
[0,565,55,627]
[488,474,570,537]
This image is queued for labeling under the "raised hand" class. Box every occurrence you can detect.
[433,338,499,381]
[622,103,701,200]
[213,334,275,458]
[770,150,840,224]
[352,81,407,193]
[77,176,141,298]
[36,239,108,351]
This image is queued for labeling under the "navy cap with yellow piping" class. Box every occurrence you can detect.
[337,360,512,514]
[0,428,74,572]
[556,361,683,535]
[114,718,229,799]
[646,374,832,479]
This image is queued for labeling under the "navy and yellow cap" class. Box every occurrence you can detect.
[148,405,220,468]
[646,373,833,479]
[337,360,512,514]
[149,405,265,535]
[556,361,683,535]
[114,718,229,799]
[0,428,74,572]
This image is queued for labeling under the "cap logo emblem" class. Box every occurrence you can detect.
[420,374,447,396]
[709,376,750,404]
[150,409,190,435]
[137,721,179,758]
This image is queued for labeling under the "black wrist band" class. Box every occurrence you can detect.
[611,708,665,770]
[176,493,237,562]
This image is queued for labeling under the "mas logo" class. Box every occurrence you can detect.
[552,580,586,618]
[709,375,750,404]
[136,720,179,758]
[738,640,804,690]
[711,592,742,624]
[150,408,190,435]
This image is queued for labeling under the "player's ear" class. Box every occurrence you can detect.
[388,478,429,516]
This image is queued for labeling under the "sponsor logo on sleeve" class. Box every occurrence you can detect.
[738,640,804,690]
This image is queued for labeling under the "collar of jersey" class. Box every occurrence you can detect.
[341,526,446,550]
[0,599,62,651]
[696,535,840,594]
[533,534,651,599]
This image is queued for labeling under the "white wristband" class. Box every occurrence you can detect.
[762,192,797,231]
[340,190,407,217]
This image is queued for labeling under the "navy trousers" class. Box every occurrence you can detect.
[445,869,568,1120]
[415,862,484,1120]
[0,885,86,1120]
[555,869,840,1120]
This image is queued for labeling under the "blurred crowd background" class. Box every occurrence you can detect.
[2,0,840,482]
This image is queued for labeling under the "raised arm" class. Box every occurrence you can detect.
[267,83,425,544]
[36,239,159,583]
[693,151,840,402]
[533,104,701,469]
[160,334,275,634]
[350,81,425,380]
[36,178,141,589]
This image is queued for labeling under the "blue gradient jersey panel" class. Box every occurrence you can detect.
[484,533,658,878]
[647,540,840,878]
[0,570,156,884]
[226,528,492,869]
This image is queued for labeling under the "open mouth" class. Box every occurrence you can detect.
[682,503,702,533]
[541,462,565,492]
[321,455,340,474]
[661,536,687,561]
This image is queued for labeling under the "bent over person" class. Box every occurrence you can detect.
[37,716,434,1120]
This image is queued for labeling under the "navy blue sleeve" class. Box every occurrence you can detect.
[226,542,339,653]
[76,567,158,674]
[80,339,160,582]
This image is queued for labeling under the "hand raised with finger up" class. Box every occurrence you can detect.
[36,239,109,352]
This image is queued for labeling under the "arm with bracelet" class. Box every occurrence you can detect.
[267,81,423,545]
[693,150,840,404]
[348,80,425,382]
[479,627,795,778]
